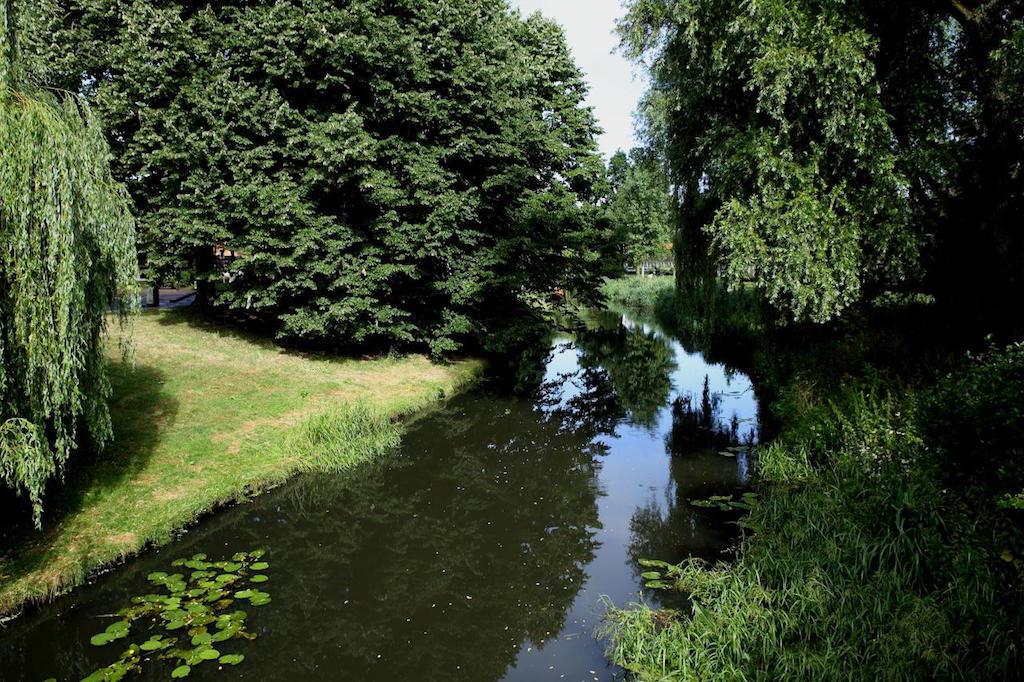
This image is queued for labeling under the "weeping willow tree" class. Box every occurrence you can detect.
[1,0,137,526]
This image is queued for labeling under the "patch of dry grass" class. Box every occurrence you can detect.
[0,310,481,617]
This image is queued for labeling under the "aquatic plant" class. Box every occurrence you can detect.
[80,549,270,680]
[688,492,759,513]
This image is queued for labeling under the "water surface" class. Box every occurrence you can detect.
[1,309,760,681]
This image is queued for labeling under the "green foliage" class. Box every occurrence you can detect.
[0,1,137,525]
[79,549,268,681]
[925,341,1024,497]
[600,276,677,315]
[620,0,1024,322]
[290,402,403,474]
[605,149,674,272]
[601,276,766,362]
[36,0,607,355]
[603,358,1024,679]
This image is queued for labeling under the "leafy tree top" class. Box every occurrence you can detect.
[620,0,1024,322]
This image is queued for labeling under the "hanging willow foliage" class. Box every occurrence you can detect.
[1,0,138,526]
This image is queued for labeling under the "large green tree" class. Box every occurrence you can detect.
[35,0,607,355]
[606,148,674,274]
[1,0,137,524]
[620,0,1024,322]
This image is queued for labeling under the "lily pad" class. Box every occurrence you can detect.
[638,559,672,569]
[90,633,113,646]
[139,638,167,651]
[80,549,267,680]
[105,620,130,636]
[191,632,213,646]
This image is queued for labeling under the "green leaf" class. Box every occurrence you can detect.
[171,665,191,678]
[250,574,269,583]
[219,654,245,665]
[638,559,672,569]
[90,633,112,646]
[192,632,213,646]
[139,638,166,651]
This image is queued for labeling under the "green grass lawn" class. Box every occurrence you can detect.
[0,310,481,616]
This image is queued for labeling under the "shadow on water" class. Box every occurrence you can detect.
[0,306,761,681]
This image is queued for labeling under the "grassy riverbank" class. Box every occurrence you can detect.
[602,277,1024,679]
[0,311,481,617]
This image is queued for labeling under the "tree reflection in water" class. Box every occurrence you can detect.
[0,305,763,682]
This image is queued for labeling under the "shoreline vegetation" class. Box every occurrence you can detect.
[0,310,481,619]
[601,276,1024,679]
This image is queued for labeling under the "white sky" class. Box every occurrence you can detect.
[508,0,647,159]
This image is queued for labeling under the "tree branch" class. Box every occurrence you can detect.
[949,0,976,24]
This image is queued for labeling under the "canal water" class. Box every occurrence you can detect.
[1,308,761,681]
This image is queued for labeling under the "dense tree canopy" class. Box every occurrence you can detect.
[620,0,1024,322]
[1,0,137,524]
[35,0,608,355]
[605,148,674,274]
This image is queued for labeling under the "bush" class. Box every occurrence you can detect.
[925,342,1024,492]
[603,358,1024,679]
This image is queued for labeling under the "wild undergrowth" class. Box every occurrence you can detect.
[601,277,1024,680]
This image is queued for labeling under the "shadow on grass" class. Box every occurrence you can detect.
[152,306,281,351]
[150,306,459,367]
[0,361,178,561]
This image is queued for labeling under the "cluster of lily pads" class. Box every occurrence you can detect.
[81,549,271,681]
[690,491,759,512]
[638,490,760,591]
[638,559,683,590]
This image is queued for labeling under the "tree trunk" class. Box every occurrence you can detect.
[192,246,216,310]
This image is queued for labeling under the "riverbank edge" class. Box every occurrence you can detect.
[598,276,1024,679]
[0,315,484,621]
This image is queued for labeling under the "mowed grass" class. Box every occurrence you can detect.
[0,310,481,616]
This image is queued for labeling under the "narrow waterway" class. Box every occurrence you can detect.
[1,308,761,681]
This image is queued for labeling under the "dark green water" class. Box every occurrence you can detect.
[0,309,761,681]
